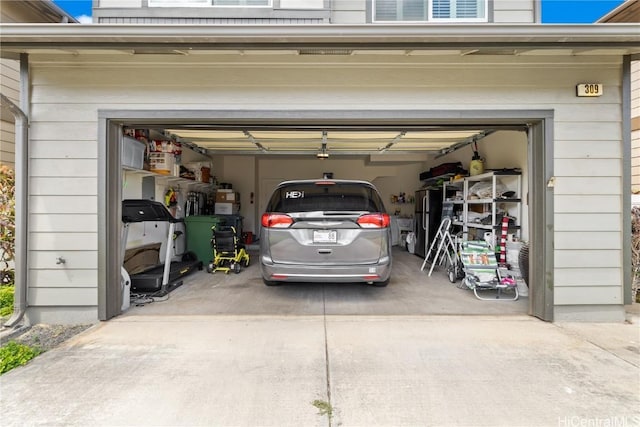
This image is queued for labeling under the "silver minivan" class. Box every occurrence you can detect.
[259,179,392,286]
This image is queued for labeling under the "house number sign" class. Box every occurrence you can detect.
[576,83,603,97]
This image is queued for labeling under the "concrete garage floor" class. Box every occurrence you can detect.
[126,247,528,317]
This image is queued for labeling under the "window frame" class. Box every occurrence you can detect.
[372,0,488,23]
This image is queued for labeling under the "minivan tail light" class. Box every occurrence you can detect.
[357,213,390,228]
[261,213,293,228]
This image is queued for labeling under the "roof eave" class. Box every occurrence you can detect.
[1,23,639,53]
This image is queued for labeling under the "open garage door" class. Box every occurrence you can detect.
[99,110,552,322]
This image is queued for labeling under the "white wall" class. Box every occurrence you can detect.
[256,156,423,219]
[25,52,624,322]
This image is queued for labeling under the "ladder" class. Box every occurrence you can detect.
[421,217,458,277]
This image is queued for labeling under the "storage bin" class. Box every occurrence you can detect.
[184,216,223,263]
[122,136,146,169]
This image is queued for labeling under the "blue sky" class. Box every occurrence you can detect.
[52,0,625,23]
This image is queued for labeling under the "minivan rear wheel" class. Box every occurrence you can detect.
[263,278,280,286]
[370,279,389,287]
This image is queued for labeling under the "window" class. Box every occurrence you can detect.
[373,0,487,22]
[431,0,486,20]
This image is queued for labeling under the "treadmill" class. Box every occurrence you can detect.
[122,199,203,294]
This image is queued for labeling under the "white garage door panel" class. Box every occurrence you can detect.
[30,233,98,251]
[555,250,621,268]
[555,232,620,250]
[30,269,98,288]
[29,288,97,306]
[30,250,98,269]
[554,179,621,195]
[30,159,97,177]
[29,214,98,233]
[554,268,621,287]
[554,140,621,159]
[555,286,622,305]
[30,196,97,214]
[555,196,621,213]
[31,178,97,196]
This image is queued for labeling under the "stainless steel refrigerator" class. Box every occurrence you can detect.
[414,188,443,259]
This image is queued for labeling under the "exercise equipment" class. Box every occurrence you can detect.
[122,199,202,294]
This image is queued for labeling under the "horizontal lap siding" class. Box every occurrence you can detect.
[28,54,623,310]
[553,67,623,304]
[29,67,98,308]
[0,59,18,168]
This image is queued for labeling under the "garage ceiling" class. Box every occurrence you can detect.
[164,128,493,156]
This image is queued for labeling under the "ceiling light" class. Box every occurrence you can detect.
[317,133,329,159]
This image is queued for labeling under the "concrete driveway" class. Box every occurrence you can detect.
[1,250,637,426]
[1,311,638,426]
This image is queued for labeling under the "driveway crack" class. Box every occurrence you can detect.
[322,285,333,427]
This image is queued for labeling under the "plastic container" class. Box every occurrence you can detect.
[122,136,146,169]
[184,215,223,263]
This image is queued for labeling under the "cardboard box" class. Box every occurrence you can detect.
[215,202,240,215]
[216,191,240,203]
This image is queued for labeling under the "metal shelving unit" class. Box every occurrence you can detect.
[444,170,522,245]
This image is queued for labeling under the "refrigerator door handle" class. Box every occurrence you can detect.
[422,196,428,230]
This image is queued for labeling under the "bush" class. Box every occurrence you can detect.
[0,341,41,374]
[632,207,640,302]
[0,285,14,317]
[0,166,15,282]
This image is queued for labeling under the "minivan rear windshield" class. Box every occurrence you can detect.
[266,182,386,213]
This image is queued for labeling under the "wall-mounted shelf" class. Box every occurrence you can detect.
[123,166,216,192]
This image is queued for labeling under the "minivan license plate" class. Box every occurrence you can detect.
[313,230,337,244]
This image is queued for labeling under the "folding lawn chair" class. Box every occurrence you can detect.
[460,240,518,301]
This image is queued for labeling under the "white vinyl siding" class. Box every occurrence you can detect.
[26,53,623,322]
[149,0,210,6]
[1,58,19,168]
[97,0,142,7]
[331,0,366,23]
[148,0,271,6]
[492,0,535,23]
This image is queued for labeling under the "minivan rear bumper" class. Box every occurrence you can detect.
[260,254,391,284]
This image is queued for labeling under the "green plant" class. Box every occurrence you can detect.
[0,341,41,374]
[0,165,15,283]
[632,207,640,302]
[311,399,333,419]
[0,285,13,317]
